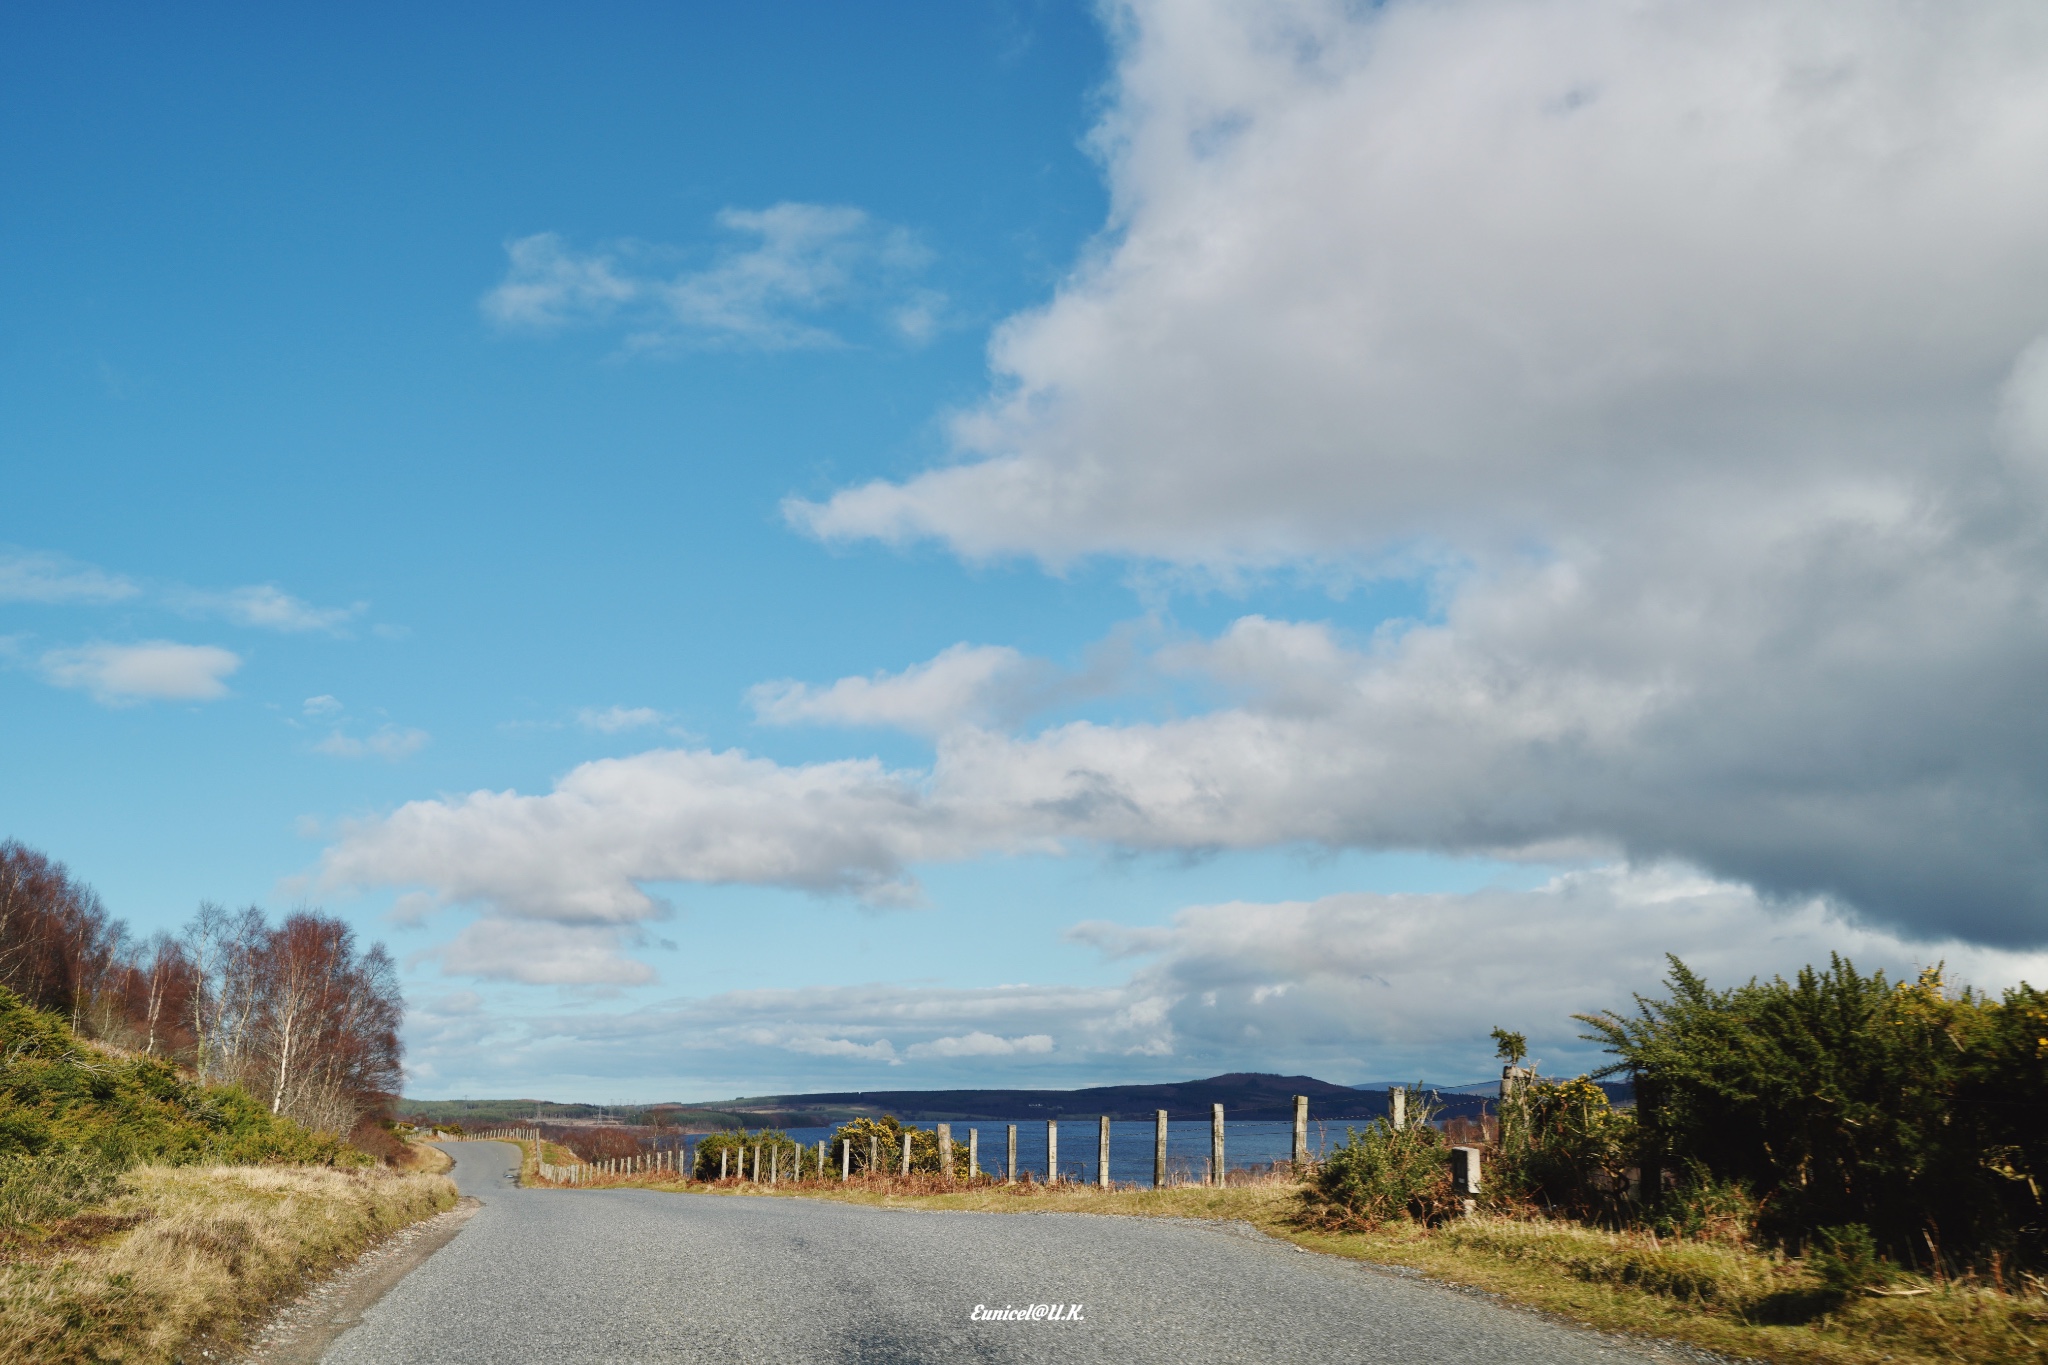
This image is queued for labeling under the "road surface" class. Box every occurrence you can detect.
[320,1141,1685,1364]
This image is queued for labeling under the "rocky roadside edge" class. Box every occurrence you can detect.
[222,1196,481,1365]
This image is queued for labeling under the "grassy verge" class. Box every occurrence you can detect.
[399,1138,454,1175]
[591,1172,2045,1364]
[0,1162,457,1364]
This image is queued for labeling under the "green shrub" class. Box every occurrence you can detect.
[0,987,347,1169]
[0,987,356,1241]
[1579,956,2046,1267]
[1303,1115,1453,1228]
[1809,1222,1890,1295]
[1497,1076,1637,1220]
[692,1128,807,1179]
[1648,1161,1760,1244]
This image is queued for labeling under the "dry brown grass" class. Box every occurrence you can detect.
[0,1163,456,1364]
[396,1139,453,1175]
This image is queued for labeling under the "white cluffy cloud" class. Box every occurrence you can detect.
[905,1032,1056,1059]
[749,644,1037,734]
[397,867,2048,1090]
[768,0,2048,950]
[41,641,241,705]
[792,0,2048,565]
[483,204,939,350]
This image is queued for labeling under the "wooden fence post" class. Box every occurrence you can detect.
[817,1139,826,1179]
[1211,1104,1225,1187]
[841,1139,850,1181]
[720,1149,728,1180]
[969,1128,978,1179]
[1098,1115,1111,1188]
[1007,1124,1018,1184]
[1392,1086,1406,1131]
[938,1123,953,1180]
[900,1131,912,1177]
[1292,1095,1308,1171]
[770,1146,778,1185]
[869,1134,879,1178]
[1155,1109,1168,1188]
[1047,1119,1058,1185]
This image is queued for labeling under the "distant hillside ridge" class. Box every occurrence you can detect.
[700,1072,1495,1124]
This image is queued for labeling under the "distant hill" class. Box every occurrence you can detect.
[700,1072,1493,1124]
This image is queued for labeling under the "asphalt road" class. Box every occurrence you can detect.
[320,1141,1680,1364]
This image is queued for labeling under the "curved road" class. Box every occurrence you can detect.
[321,1141,1678,1364]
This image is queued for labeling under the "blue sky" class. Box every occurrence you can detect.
[8,1,2048,1103]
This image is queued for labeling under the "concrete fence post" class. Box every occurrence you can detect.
[1450,1145,1482,1216]
[841,1139,850,1181]
[1098,1115,1111,1189]
[938,1124,953,1180]
[1155,1109,1168,1189]
[1392,1086,1406,1131]
[1047,1119,1058,1185]
[969,1128,978,1179]
[900,1131,912,1177]
[1292,1095,1308,1170]
[1007,1124,1018,1184]
[1211,1104,1226,1187]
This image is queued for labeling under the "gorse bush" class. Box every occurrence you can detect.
[1579,955,2048,1267]
[1495,1076,1636,1221]
[824,1115,972,1178]
[1304,1103,1455,1229]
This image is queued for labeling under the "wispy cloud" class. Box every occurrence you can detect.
[0,550,138,605]
[315,724,429,762]
[482,204,942,351]
[175,584,364,634]
[576,705,678,735]
[41,641,241,705]
[1,545,362,635]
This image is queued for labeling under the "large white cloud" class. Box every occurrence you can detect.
[792,0,2048,564]
[770,0,2048,948]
